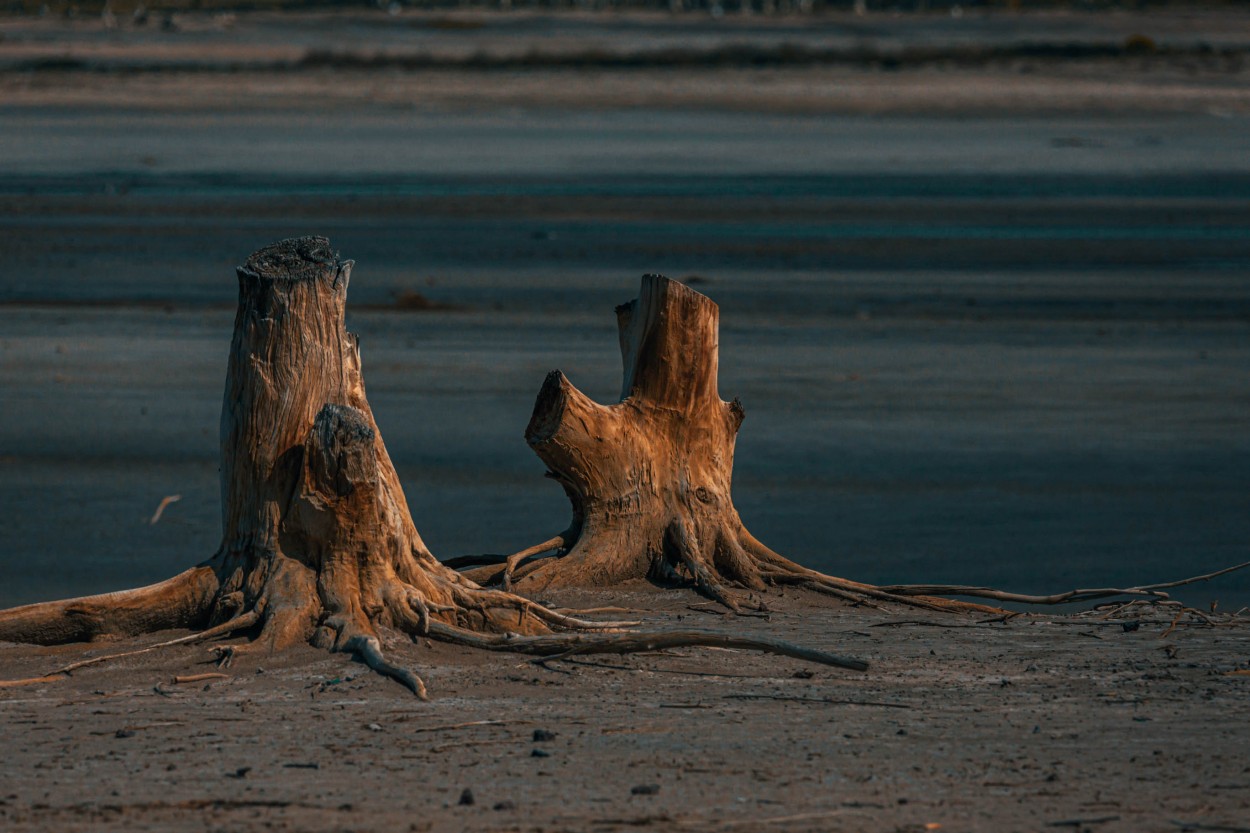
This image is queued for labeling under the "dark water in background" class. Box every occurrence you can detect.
[0,108,1247,610]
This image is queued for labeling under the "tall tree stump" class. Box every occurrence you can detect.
[1,241,868,694]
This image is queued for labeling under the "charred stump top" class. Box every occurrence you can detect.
[241,236,341,284]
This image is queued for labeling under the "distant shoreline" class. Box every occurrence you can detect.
[5,0,1250,14]
[7,38,1248,74]
[4,7,1247,116]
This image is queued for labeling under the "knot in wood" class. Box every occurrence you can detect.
[307,404,377,498]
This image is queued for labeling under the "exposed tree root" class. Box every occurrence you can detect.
[423,621,868,671]
[0,611,259,690]
[483,518,1249,617]
[0,239,866,695]
[872,559,1250,607]
[501,534,570,591]
[346,634,429,700]
[472,528,1002,615]
[0,567,220,647]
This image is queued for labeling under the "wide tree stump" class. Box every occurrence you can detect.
[466,275,1248,614]
[1,240,869,694]
[466,275,1000,614]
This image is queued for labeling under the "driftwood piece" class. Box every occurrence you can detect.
[464,274,1248,614]
[0,239,862,694]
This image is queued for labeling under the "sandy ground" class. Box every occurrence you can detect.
[3,590,1250,832]
[1,8,1250,831]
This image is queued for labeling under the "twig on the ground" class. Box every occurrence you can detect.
[409,719,512,733]
[430,738,522,754]
[1161,611,1186,639]
[1047,816,1120,827]
[1170,821,1250,833]
[724,693,911,708]
[977,613,1023,625]
[869,620,992,629]
[89,721,184,735]
[172,672,229,684]
[0,611,259,689]
[0,673,64,689]
[682,809,860,827]
[877,560,1250,606]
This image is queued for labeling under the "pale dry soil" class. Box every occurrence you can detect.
[1,590,1248,833]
